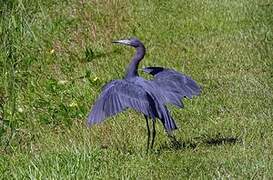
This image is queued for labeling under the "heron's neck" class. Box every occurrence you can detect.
[125,45,145,79]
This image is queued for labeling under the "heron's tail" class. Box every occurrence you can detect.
[143,85,178,132]
[160,106,177,132]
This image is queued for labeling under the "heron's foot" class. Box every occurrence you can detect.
[168,134,182,149]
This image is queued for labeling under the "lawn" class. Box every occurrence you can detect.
[1,0,273,178]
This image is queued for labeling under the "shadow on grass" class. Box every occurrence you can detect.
[97,135,241,155]
[204,136,239,146]
[158,135,241,151]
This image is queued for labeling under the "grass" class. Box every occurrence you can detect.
[0,0,273,178]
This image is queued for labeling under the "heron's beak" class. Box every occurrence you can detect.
[112,39,131,45]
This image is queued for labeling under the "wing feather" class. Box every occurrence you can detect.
[87,80,155,126]
[143,66,201,107]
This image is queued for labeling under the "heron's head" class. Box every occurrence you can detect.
[112,38,144,48]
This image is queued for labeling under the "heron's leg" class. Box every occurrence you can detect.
[144,115,150,152]
[151,118,156,149]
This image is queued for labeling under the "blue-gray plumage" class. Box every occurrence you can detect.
[87,38,201,150]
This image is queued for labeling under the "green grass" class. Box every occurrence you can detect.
[1,0,273,178]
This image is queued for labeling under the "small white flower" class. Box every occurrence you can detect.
[50,49,55,54]
[69,102,78,107]
[58,80,68,85]
[18,107,23,113]
[93,77,98,82]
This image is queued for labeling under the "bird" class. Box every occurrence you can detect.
[87,38,201,150]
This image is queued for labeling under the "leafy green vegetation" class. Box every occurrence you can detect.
[1,0,273,178]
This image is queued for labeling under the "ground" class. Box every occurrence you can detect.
[0,0,273,178]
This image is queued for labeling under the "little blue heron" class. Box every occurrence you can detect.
[87,38,201,150]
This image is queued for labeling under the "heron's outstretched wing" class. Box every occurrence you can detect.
[143,67,201,106]
[87,80,156,126]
